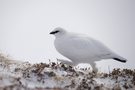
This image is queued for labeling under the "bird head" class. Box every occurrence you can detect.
[50,27,67,37]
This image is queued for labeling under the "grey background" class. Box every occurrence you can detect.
[0,0,135,72]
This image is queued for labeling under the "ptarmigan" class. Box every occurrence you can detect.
[50,27,127,73]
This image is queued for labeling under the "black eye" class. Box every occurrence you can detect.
[50,30,60,34]
[55,30,59,33]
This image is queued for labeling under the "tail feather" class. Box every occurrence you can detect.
[113,58,127,63]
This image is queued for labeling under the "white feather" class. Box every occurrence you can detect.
[50,27,126,73]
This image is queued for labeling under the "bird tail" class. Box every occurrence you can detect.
[113,56,127,63]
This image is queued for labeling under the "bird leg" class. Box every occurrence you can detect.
[91,62,98,74]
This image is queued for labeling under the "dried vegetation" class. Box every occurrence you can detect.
[0,53,135,90]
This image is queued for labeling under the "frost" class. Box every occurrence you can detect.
[0,53,135,90]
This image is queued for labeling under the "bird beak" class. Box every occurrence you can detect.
[49,31,54,34]
[50,31,59,34]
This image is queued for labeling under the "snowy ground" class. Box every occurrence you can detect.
[0,53,135,90]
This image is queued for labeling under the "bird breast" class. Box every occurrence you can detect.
[54,36,100,61]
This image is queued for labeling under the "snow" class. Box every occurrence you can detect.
[0,53,135,90]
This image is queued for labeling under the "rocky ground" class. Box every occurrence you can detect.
[0,53,135,90]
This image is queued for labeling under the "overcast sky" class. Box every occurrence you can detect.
[0,0,135,71]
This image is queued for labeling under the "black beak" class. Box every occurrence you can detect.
[50,31,55,34]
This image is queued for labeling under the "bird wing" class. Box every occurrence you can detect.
[68,34,114,58]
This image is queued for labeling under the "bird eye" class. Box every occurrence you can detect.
[50,30,60,34]
[55,30,59,33]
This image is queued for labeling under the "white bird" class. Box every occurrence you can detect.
[50,27,127,73]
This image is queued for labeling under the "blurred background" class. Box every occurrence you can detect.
[0,0,135,72]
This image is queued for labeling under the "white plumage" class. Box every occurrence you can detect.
[50,27,127,73]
